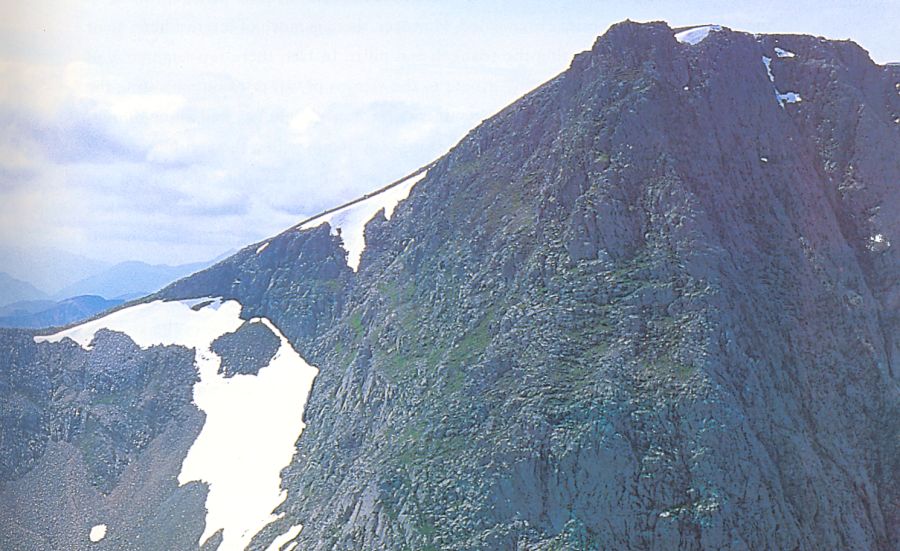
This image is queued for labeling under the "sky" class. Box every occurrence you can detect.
[1,0,898,268]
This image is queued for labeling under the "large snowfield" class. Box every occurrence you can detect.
[37,298,318,551]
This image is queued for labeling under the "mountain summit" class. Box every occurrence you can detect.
[1,21,897,550]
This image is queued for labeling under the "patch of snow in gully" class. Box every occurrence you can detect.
[37,299,319,551]
[776,91,802,106]
[265,524,303,551]
[760,53,802,108]
[763,56,775,82]
[89,524,107,543]
[774,47,796,58]
[300,170,427,271]
[869,233,891,251]
[674,25,722,45]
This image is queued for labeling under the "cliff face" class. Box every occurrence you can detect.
[1,21,898,550]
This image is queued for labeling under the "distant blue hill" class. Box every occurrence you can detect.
[52,259,219,301]
[0,295,123,329]
[0,272,48,307]
[0,298,56,317]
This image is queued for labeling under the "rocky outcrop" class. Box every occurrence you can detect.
[212,321,281,378]
[0,20,897,551]
[248,21,897,550]
[0,329,206,549]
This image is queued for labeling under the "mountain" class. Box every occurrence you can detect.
[0,247,109,296]
[53,260,217,301]
[0,256,218,328]
[0,247,227,300]
[1,21,898,550]
[0,295,125,329]
[0,299,57,317]
[0,272,47,307]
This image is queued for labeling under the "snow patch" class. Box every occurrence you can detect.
[265,524,303,551]
[763,56,775,82]
[89,524,107,543]
[36,299,319,551]
[674,25,722,45]
[774,47,796,58]
[763,55,801,108]
[300,169,427,271]
[35,297,240,350]
[869,233,891,251]
[776,91,802,107]
[256,242,270,254]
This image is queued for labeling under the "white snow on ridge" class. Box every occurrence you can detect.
[36,299,319,551]
[774,47,796,58]
[300,169,428,271]
[89,524,107,543]
[256,241,270,254]
[674,25,722,45]
[35,298,241,350]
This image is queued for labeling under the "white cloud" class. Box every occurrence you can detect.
[107,93,186,120]
[0,60,69,118]
[0,139,37,178]
[3,1,894,267]
[288,107,320,146]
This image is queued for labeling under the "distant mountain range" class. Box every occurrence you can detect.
[0,246,109,295]
[0,254,230,328]
[0,246,231,300]
[51,260,213,301]
[0,295,124,329]
[0,272,47,306]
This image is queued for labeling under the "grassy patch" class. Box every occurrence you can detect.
[446,311,495,367]
[348,311,364,338]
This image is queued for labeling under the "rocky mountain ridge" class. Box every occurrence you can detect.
[1,21,897,550]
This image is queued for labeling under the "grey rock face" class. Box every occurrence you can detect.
[211,321,280,378]
[249,22,896,550]
[0,329,199,488]
[1,20,898,551]
[0,329,206,550]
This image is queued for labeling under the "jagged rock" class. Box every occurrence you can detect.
[211,321,280,378]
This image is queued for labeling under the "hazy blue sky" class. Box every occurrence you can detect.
[2,0,898,265]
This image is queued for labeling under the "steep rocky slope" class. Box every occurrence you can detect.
[1,21,898,550]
